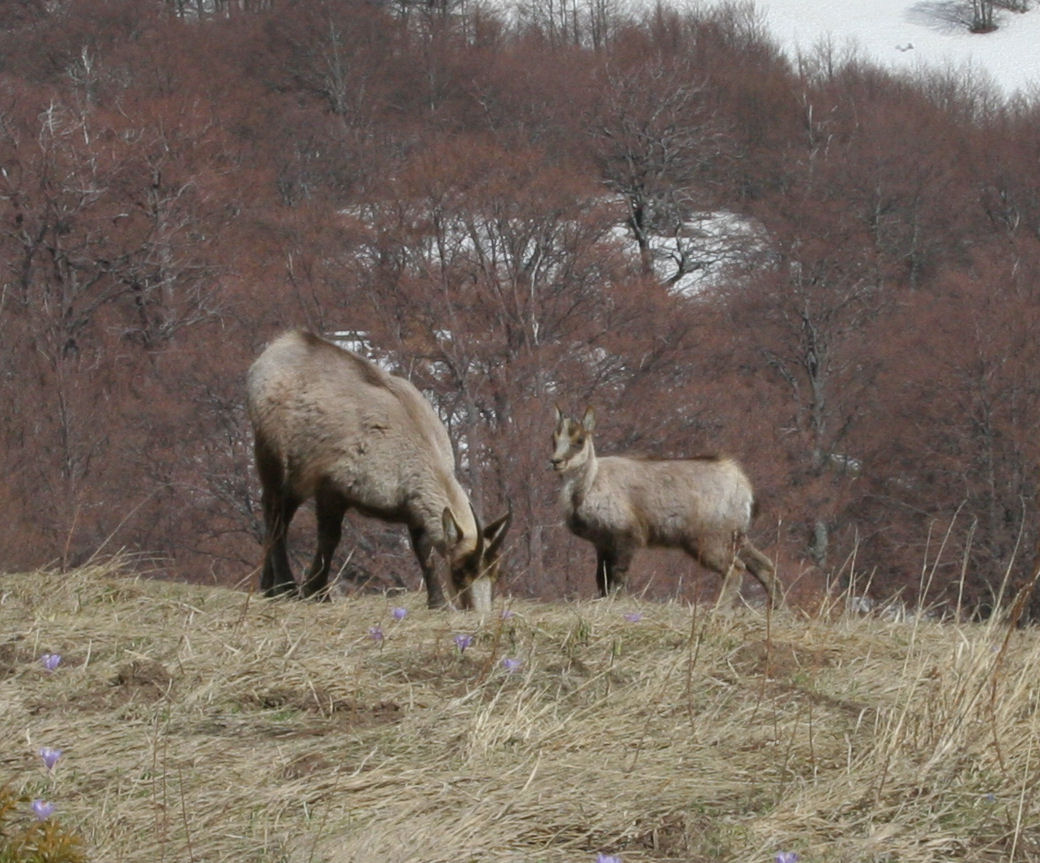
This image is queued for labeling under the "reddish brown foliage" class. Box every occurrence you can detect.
[1,0,1038,616]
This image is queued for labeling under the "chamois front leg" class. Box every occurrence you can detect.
[595,546,633,596]
[595,549,610,596]
[410,526,447,609]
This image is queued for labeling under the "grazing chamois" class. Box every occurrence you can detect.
[246,330,510,611]
[551,406,779,607]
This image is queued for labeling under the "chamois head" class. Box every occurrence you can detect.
[551,405,596,473]
[442,506,512,612]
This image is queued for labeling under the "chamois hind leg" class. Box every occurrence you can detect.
[260,491,301,598]
[256,441,300,598]
[410,526,447,609]
[301,486,348,601]
[685,537,745,609]
[715,559,747,609]
[738,540,781,608]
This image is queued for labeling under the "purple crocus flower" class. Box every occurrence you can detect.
[501,657,522,673]
[40,653,61,671]
[596,854,622,863]
[31,799,55,820]
[39,747,62,770]
[623,612,643,623]
[500,608,514,620]
[775,853,800,863]
[391,607,407,621]
[453,633,473,654]
[368,625,384,643]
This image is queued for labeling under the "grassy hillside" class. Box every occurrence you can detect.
[1,559,1038,862]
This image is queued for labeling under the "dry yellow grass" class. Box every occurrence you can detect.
[2,558,1040,862]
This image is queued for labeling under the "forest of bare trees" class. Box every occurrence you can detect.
[2,0,1039,616]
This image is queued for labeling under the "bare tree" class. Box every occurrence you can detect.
[0,90,228,564]
[970,0,996,32]
[588,52,730,283]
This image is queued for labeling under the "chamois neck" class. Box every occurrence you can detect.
[423,476,478,554]
[563,439,598,490]
[584,439,598,475]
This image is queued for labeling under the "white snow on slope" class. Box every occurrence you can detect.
[754,0,1040,98]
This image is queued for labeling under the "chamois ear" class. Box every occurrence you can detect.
[581,405,596,433]
[554,404,565,425]
[442,507,464,548]
[483,505,512,557]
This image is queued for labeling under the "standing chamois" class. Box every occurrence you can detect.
[246,330,510,611]
[551,406,779,607]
